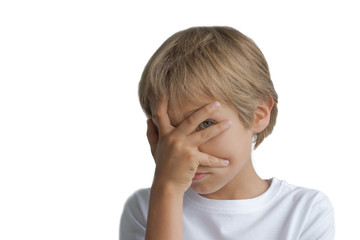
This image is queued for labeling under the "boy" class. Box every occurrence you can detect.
[120,26,334,239]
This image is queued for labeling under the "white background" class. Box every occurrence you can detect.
[1,0,359,239]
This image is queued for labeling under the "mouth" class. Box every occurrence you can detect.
[192,172,210,181]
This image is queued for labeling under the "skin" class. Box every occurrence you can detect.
[145,97,274,240]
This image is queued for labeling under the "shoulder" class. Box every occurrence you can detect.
[125,188,151,207]
[274,178,331,203]
[120,188,151,239]
[121,188,151,219]
[274,178,335,239]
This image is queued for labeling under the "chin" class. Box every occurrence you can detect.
[190,183,223,195]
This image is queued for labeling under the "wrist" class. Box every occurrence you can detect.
[151,179,186,198]
[147,179,184,240]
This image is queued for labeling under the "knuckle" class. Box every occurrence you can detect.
[214,122,226,133]
[204,104,214,115]
[207,156,215,165]
[185,150,197,162]
[185,115,196,125]
[172,141,183,152]
[166,135,184,152]
[199,129,210,139]
[166,135,178,145]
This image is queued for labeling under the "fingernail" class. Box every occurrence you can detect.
[223,160,230,165]
[212,101,220,109]
[224,120,232,127]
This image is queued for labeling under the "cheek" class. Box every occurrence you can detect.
[198,125,253,160]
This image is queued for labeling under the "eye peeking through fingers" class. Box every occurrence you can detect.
[197,120,216,131]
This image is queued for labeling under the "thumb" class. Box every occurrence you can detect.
[146,118,158,158]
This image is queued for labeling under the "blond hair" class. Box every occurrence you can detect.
[138,26,278,149]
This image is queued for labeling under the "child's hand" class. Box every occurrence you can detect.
[146,98,231,194]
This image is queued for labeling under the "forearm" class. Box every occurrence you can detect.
[145,183,184,240]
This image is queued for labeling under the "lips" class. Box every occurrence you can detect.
[192,172,210,181]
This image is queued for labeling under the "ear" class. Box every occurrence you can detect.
[252,96,274,134]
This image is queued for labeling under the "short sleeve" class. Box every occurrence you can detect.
[299,192,335,240]
[119,190,149,240]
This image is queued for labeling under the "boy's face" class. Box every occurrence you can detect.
[153,99,255,198]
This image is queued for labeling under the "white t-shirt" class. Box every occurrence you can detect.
[120,178,335,240]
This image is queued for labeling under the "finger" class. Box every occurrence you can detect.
[190,120,232,146]
[153,97,173,135]
[146,118,158,157]
[176,101,221,135]
[197,152,230,167]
